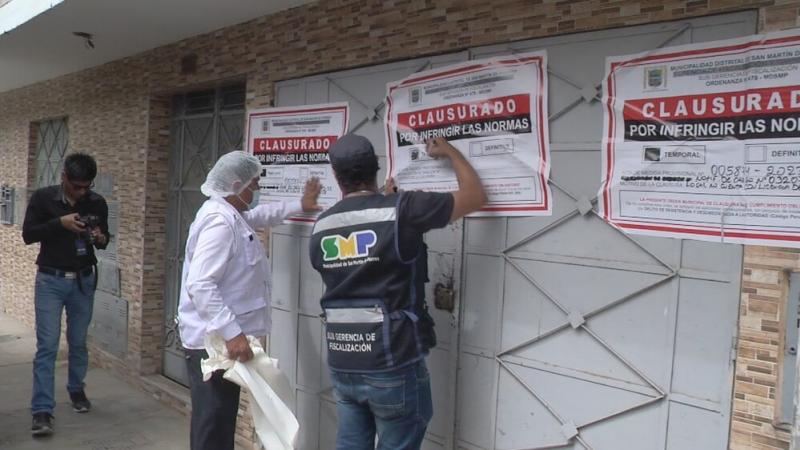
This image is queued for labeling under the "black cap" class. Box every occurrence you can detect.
[328,134,379,172]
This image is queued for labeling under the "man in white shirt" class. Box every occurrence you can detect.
[178,151,320,450]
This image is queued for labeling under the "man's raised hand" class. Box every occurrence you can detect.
[302,177,323,212]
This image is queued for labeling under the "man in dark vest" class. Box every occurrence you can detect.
[309,135,486,449]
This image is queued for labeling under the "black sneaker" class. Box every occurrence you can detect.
[69,390,92,413]
[31,412,53,437]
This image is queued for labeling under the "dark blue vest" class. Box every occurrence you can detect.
[310,193,436,373]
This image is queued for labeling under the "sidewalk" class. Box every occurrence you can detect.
[0,312,189,450]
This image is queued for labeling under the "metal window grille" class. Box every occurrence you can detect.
[34,118,69,188]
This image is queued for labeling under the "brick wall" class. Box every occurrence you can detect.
[1,1,800,449]
[732,248,800,450]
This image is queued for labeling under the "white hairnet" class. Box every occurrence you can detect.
[200,151,261,197]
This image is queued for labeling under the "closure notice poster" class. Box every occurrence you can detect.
[247,102,349,224]
[600,31,800,248]
[385,52,551,216]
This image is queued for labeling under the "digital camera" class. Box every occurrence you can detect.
[78,214,101,244]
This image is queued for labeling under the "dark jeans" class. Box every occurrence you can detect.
[31,271,95,415]
[329,360,433,450]
[185,349,241,450]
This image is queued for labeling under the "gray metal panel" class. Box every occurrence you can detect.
[665,402,727,450]
[455,353,497,449]
[421,438,445,450]
[425,347,453,443]
[426,222,461,254]
[681,239,741,281]
[299,236,324,315]
[689,12,764,43]
[464,217,506,254]
[512,327,651,388]
[460,254,502,354]
[582,276,679,390]
[551,148,602,197]
[500,364,661,445]
[270,307,298,396]
[508,214,673,275]
[89,291,128,359]
[495,367,572,449]
[319,399,339,450]
[96,257,120,296]
[161,348,188,385]
[305,80,330,105]
[501,255,553,345]
[296,390,320,450]
[271,232,300,311]
[503,259,677,388]
[578,403,665,450]
[320,344,333,402]
[96,201,119,263]
[296,314,323,390]
[274,81,304,107]
[672,276,740,404]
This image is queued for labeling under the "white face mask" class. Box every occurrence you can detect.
[248,187,260,209]
[236,185,260,210]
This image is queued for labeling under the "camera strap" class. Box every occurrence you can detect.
[75,264,97,295]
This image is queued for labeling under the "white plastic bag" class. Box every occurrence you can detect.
[202,334,299,450]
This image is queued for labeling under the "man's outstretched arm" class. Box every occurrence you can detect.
[425,137,487,222]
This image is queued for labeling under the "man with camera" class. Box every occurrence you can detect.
[22,153,110,437]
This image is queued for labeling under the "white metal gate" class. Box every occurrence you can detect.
[271,11,755,450]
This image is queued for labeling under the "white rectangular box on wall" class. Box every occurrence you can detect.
[0,186,13,225]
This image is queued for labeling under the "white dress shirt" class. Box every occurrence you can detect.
[178,196,302,349]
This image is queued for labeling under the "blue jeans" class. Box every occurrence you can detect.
[31,271,95,415]
[330,360,433,450]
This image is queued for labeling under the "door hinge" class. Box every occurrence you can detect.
[730,336,739,363]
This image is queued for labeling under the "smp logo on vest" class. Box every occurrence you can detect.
[321,230,377,262]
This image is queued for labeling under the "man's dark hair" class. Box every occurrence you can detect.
[63,153,97,182]
[335,164,378,194]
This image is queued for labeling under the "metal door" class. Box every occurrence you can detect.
[271,10,755,450]
[456,12,755,450]
[272,52,470,450]
[162,85,246,385]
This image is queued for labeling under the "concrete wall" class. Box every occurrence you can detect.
[1,1,799,448]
